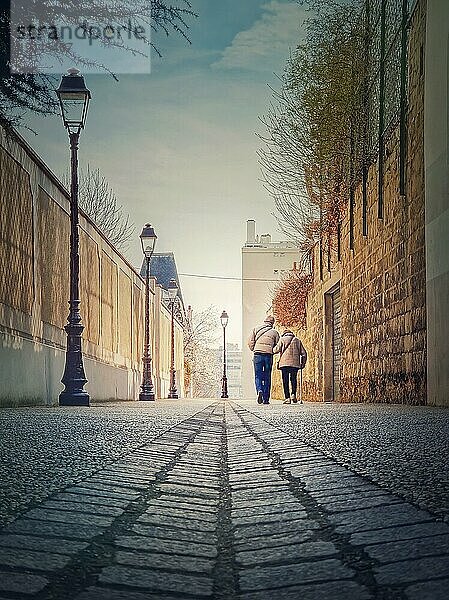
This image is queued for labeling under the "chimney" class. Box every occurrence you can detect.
[260,233,272,244]
[246,220,256,244]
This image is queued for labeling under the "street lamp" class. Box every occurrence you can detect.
[56,68,91,407]
[167,278,179,399]
[139,224,157,401]
[220,310,229,399]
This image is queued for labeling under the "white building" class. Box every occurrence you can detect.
[216,343,242,399]
[241,220,299,398]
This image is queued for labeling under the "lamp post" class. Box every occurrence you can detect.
[56,68,91,407]
[220,310,229,399]
[139,224,157,401]
[167,278,179,399]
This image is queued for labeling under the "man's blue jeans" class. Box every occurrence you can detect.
[253,353,273,403]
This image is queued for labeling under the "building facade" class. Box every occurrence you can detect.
[241,220,298,398]
[0,125,184,405]
[216,343,242,399]
[142,253,185,398]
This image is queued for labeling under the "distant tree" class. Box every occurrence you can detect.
[0,0,197,128]
[63,164,134,252]
[183,306,221,398]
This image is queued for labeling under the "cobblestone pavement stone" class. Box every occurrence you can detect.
[243,400,449,519]
[0,400,448,599]
[0,401,207,527]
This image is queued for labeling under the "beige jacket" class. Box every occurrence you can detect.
[248,323,280,354]
[274,332,307,368]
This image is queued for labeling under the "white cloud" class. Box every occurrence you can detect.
[212,1,305,73]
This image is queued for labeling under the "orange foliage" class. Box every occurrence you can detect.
[273,271,313,329]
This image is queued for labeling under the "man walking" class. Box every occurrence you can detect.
[247,315,279,404]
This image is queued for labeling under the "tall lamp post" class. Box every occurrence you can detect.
[139,224,157,401]
[56,68,91,407]
[220,310,229,399]
[167,278,179,399]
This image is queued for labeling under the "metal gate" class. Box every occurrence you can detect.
[332,288,342,401]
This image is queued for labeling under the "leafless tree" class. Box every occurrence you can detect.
[258,1,363,269]
[63,164,135,252]
[258,82,320,263]
[183,306,221,398]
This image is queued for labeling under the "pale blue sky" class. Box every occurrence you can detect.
[23,0,307,345]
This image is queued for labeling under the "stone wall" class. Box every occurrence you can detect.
[0,126,184,405]
[271,244,340,402]
[283,0,426,405]
[341,0,426,404]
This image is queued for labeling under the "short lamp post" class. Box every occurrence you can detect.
[56,68,91,407]
[220,310,229,399]
[167,278,179,399]
[139,224,157,401]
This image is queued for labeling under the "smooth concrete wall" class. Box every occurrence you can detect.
[0,331,64,405]
[425,0,449,406]
[0,331,137,404]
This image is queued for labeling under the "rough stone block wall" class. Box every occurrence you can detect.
[300,248,340,403]
[271,246,339,402]
[289,0,426,405]
[340,0,426,405]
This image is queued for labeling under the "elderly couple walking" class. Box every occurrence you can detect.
[247,315,307,405]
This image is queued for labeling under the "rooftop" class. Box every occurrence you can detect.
[140,253,184,307]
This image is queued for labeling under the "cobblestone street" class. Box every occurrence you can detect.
[0,400,448,599]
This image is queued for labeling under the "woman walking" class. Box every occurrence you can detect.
[274,330,307,404]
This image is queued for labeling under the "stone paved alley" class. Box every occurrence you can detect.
[0,400,448,599]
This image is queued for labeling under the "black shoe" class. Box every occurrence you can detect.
[263,401,270,405]
[257,391,263,404]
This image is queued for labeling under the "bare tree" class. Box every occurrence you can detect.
[258,1,364,269]
[0,0,197,128]
[183,306,221,399]
[258,82,320,262]
[63,164,135,252]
